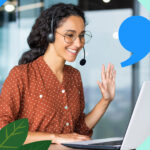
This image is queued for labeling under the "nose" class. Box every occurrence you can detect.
[73,36,82,48]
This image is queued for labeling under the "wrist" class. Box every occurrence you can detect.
[97,98,111,108]
[101,97,112,104]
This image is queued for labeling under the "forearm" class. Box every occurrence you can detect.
[85,98,111,129]
[24,131,55,144]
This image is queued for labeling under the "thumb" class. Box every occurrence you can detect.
[97,80,105,94]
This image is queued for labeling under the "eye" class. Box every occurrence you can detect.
[66,34,74,38]
[79,34,85,38]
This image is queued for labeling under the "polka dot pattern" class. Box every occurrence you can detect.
[0,56,93,136]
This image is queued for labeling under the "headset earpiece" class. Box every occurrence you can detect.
[47,33,55,43]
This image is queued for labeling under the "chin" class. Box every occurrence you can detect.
[66,57,76,62]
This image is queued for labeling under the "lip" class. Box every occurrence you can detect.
[66,48,78,55]
[67,48,78,51]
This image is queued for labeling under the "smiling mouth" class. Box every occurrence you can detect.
[66,48,78,55]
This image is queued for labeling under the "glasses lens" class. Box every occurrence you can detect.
[84,31,92,44]
[64,31,92,44]
[64,32,75,44]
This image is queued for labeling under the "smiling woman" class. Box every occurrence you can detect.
[0,2,116,145]
[18,3,87,65]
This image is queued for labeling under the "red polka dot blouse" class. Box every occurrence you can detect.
[0,56,93,136]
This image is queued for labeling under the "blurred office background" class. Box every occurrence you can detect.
[0,0,150,139]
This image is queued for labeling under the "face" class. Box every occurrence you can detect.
[53,15,85,62]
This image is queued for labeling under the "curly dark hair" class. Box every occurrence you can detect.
[18,3,86,65]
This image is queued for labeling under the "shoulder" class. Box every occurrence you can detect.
[9,64,28,77]
[5,65,27,85]
[65,64,81,77]
[2,65,25,89]
[8,65,21,78]
[65,65,82,84]
[7,61,35,84]
[10,58,39,77]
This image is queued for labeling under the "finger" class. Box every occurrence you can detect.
[101,64,106,81]
[97,80,102,89]
[82,138,91,141]
[106,63,111,78]
[79,137,91,141]
[110,73,113,79]
[113,70,116,82]
[73,133,78,135]
[110,64,114,79]
[80,138,90,141]
[75,133,90,137]
[99,65,108,89]
[80,136,90,139]
[77,136,90,140]
[57,142,62,145]
[97,80,106,93]
[74,133,90,138]
[111,64,114,73]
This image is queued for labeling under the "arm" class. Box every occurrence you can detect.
[24,131,55,144]
[74,71,93,137]
[85,63,116,130]
[24,132,90,144]
[85,98,110,130]
[0,66,23,129]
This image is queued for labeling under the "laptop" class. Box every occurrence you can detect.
[62,81,150,150]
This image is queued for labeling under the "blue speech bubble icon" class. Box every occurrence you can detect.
[0,0,7,7]
[119,16,150,67]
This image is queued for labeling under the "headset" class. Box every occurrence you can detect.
[47,15,55,43]
[47,10,86,66]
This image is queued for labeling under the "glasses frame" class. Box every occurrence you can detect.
[55,30,92,44]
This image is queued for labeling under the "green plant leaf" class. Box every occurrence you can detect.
[0,118,28,149]
[17,141,51,150]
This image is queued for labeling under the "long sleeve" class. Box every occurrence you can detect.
[74,71,93,137]
[0,66,23,129]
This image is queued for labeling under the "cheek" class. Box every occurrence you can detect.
[55,36,65,46]
[54,37,70,53]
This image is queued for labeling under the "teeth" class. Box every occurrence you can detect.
[67,49,77,54]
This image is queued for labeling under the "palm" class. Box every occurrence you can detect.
[97,63,116,102]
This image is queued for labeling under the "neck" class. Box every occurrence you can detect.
[43,45,66,75]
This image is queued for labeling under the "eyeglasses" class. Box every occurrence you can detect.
[55,30,92,44]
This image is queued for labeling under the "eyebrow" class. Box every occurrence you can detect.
[65,30,85,34]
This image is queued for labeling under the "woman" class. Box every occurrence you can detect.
[0,3,116,144]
